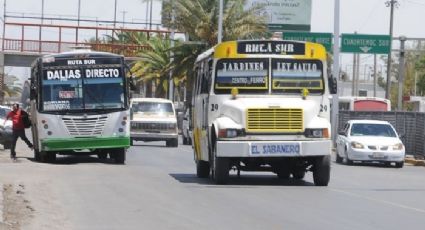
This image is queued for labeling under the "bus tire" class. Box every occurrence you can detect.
[97,153,108,160]
[313,155,331,186]
[41,151,56,163]
[275,161,290,179]
[211,144,229,184]
[113,148,126,164]
[292,170,306,180]
[34,149,41,162]
[196,160,210,178]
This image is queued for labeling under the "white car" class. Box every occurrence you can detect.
[0,105,13,149]
[130,98,178,147]
[336,120,405,167]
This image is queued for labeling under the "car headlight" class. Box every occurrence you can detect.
[168,123,176,129]
[351,141,364,149]
[392,143,404,150]
[305,128,329,138]
[218,128,244,138]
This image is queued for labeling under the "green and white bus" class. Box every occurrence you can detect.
[29,50,132,163]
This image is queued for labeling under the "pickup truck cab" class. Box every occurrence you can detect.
[130,98,178,147]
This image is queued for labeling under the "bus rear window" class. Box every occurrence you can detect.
[214,58,268,94]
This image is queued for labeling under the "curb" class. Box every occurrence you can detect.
[405,157,425,166]
[0,183,3,223]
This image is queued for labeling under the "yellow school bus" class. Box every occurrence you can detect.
[191,40,335,186]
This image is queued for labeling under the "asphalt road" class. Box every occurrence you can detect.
[0,137,425,230]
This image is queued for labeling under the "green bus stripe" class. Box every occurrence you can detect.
[41,136,130,151]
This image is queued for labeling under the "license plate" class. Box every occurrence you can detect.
[250,143,300,155]
[372,152,385,159]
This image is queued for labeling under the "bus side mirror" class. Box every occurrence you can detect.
[329,76,337,94]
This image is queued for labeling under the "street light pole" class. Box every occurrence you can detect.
[218,0,223,43]
[113,0,117,28]
[385,0,397,100]
[331,0,340,146]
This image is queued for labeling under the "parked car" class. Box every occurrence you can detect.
[182,108,192,145]
[130,98,178,147]
[336,120,405,167]
[0,105,13,149]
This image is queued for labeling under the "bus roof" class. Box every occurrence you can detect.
[40,50,123,60]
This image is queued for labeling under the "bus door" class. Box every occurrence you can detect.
[193,60,211,161]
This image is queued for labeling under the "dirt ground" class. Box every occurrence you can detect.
[0,183,34,230]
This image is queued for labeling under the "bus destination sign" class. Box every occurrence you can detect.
[237,41,305,55]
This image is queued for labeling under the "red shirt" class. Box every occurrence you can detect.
[6,109,25,130]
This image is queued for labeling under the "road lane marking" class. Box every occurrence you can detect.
[330,188,425,213]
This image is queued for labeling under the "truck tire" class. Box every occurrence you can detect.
[313,155,330,186]
[196,160,210,178]
[211,144,229,184]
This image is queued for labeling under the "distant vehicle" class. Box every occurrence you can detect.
[0,105,13,149]
[182,108,192,145]
[130,98,178,147]
[338,96,391,111]
[336,120,405,167]
[30,50,132,163]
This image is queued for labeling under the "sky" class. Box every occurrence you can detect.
[2,0,425,83]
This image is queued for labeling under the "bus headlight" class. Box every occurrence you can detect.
[218,128,244,138]
[305,128,329,138]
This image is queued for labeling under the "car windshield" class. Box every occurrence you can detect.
[350,123,397,137]
[132,102,174,116]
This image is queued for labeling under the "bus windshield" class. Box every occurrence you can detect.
[271,59,324,94]
[214,58,269,94]
[214,58,324,95]
[41,66,125,111]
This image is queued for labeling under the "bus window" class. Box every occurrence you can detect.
[271,59,324,94]
[214,58,269,94]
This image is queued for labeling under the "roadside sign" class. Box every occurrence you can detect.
[341,34,391,54]
[282,32,333,52]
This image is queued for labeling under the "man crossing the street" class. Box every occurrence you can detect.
[4,103,33,160]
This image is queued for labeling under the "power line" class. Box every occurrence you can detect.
[404,0,425,6]
[357,0,382,31]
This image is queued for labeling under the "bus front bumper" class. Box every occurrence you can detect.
[216,140,331,157]
[40,136,130,151]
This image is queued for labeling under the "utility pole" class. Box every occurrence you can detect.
[149,0,153,30]
[218,0,224,43]
[121,10,127,27]
[331,0,340,146]
[397,36,406,110]
[113,0,117,28]
[169,0,175,101]
[385,0,398,100]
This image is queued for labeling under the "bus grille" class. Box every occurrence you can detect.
[62,116,108,136]
[247,108,303,132]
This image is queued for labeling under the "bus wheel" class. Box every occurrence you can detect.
[41,151,56,163]
[34,149,41,162]
[112,148,126,164]
[211,144,229,184]
[292,170,306,180]
[313,155,330,186]
[196,160,210,178]
[275,161,290,179]
[97,153,108,160]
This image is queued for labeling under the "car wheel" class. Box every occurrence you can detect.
[210,143,229,184]
[196,160,210,178]
[335,150,343,163]
[395,161,404,168]
[313,155,331,186]
[345,149,353,165]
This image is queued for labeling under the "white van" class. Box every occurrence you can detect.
[130,98,178,147]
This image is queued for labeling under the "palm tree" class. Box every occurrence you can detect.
[131,36,175,98]
[161,0,267,102]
